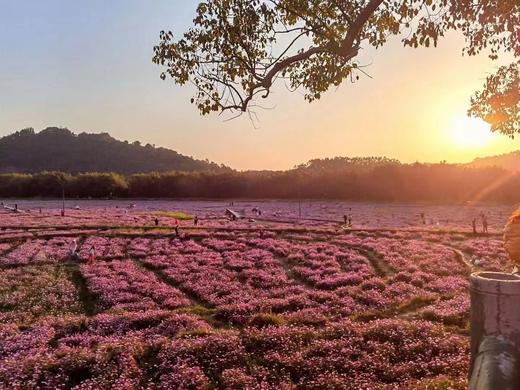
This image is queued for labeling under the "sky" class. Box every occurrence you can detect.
[0,0,518,170]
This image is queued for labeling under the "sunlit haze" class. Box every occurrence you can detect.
[0,0,517,170]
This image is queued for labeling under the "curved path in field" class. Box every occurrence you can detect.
[0,223,503,243]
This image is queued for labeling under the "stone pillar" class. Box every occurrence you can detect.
[470,272,520,388]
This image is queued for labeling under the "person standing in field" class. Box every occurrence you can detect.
[87,246,96,264]
[482,215,488,233]
[70,239,81,262]
[194,216,199,226]
[472,218,477,234]
[174,218,180,237]
[343,214,348,225]
[154,217,159,226]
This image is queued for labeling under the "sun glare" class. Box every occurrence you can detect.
[449,115,493,148]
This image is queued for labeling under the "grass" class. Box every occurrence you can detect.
[351,295,438,322]
[152,211,193,220]
[178,305,217,317]
[175,305,235,329]
[249,313,286,327]
[176,327,214,339]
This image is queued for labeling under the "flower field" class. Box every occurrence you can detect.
[0,200,511,389]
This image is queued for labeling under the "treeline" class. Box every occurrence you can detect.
[1,164,520,202]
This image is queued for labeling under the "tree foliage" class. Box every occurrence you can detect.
[153,0,518,132]
[469,61,519,137]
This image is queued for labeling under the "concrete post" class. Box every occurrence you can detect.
[470,272,520,388]
[469,336,519,390]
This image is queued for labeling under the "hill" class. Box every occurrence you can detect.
[467,151,520,171]
[0,127,229,174]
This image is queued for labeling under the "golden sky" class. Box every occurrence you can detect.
[0,1,517,170]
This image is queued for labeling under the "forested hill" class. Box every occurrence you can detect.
[466,151,520,172]
[0,127,230,174]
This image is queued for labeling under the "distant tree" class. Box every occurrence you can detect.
[154,0,518,133]
[3,162,520,202]
[18,128,35,136]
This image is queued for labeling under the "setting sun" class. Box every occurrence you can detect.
[449,115,493,148]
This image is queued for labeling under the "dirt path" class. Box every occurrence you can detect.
[346,244,394,277]
[451,247,473,270]
[279,233,395,278]
[0,223,504,238]
[197,236,317,291]
[63,263,97,316]
[134,258,215,310]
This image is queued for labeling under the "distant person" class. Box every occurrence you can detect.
[70,239,77,253]
[87,246,96,264]
[60,209,65,217]
[343,214,348,225]
[258,209,262,216]
[154,217,159,226]
[69,239,80,262]
[174,219,180,237]
[14,204,18,211]
[194,216,199,226]
[348,214,352,227]
[482,215,488,234]
[420,212,426,225]
[472,218,477,234]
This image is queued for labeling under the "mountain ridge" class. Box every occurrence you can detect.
[0,127,230,174]
[2,127,520,174]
